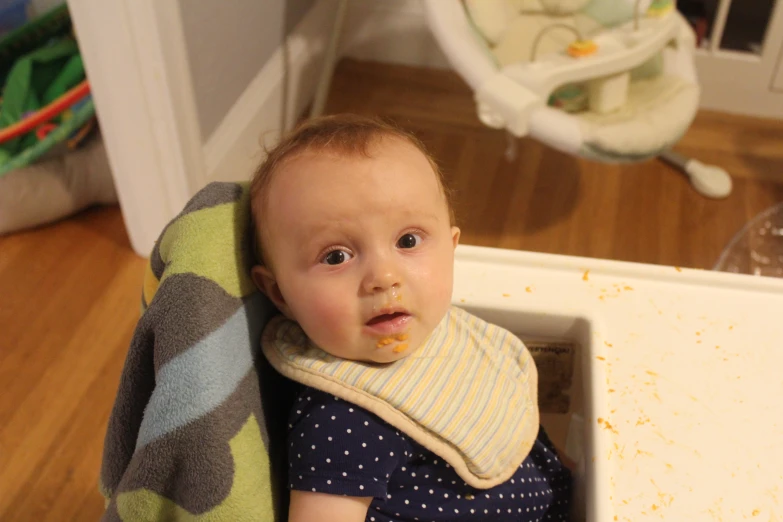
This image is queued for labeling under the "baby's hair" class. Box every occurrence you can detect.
[249,113,454,265]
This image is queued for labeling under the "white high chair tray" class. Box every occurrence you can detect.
[452,245,783,522]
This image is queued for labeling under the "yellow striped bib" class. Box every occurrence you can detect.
[261,306,539,489]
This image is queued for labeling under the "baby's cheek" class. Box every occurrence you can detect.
[301,290,353,341]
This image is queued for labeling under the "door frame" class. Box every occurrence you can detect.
[693,0,783,118]
[67,0,335,256]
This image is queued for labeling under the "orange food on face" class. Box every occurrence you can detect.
[376,337,394,348]
[395,333,409,341]
[393,343,409,353]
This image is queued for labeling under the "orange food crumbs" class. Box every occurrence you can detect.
[624,286,634,291]
[526,286,533,293]
[604,341,613,347]
[460,298,466,303]
[608,389,615,393]
[596,356,606,361]
[395,333,409,341]
[599,295,606,301]
[395,294,402,302]
[696,331,701,336]
[393,343,409,353]
[666,463,673,469]
[729,325,734,330]
[614,517,618,521]
[583,269,590,281]
[376,337,394,348]
[598,418,618,434]
[502,293,511,297]
[646,370,658,377]
[675,267,682,272]
[652,504,659,511]
[753,510,760,516]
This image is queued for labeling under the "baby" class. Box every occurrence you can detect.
[250,114,572,522]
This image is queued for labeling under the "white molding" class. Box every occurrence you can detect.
[203,0,338,183]
[69,0,204,256]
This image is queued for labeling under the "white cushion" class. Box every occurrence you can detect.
[464,0,517,45]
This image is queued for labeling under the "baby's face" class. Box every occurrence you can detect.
[253,137,460,363]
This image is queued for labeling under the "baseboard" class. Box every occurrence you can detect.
[203,0,338,183]
[340,0,451,69]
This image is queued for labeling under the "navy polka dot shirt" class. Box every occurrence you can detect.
[288,387,572,521]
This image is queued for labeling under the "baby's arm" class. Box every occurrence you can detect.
[286,389,407,522]
[288,491,371,522]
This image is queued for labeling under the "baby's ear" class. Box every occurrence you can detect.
[251,265,293,318]
[451,226,461,250]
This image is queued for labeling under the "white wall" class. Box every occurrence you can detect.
[180,0,315,142]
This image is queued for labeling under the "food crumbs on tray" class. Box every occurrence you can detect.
[604,341,613,347]
[752,509,760,516]
[624,286,634,291]
[502,293,511,297]
[646,370,658,376]
[675,267,682,272]
[651,504,659,511]
[583,269,590,281]
[608,389,615,393]
[526,286,533,293]
[729,325,734,330]
[665,463,673,469]
[596,356,606,361]
[460,298,466,303]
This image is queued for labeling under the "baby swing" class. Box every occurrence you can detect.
[423,0,733,198]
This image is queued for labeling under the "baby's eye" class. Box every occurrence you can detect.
[397,233,422,249]
[321,250,353,265]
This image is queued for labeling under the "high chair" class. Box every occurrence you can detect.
[98,182,783,522]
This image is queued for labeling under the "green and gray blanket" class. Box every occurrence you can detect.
[100,182,296,521]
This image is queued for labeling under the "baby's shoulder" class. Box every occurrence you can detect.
[289,387,399,437]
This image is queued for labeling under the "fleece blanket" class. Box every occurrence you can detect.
[99,182,296,522]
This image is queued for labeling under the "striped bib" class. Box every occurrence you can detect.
[261,306,539,489]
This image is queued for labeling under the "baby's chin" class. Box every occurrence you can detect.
[367,349,413,365]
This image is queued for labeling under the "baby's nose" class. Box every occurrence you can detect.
[363,260,400,293]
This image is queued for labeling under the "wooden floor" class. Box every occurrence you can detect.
[2,59,783,520]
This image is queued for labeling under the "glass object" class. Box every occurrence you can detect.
[714,202,783,278]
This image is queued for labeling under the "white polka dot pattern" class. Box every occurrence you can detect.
[287,388,572,521]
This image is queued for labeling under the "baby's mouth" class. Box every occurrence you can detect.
[365,311,411,335]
